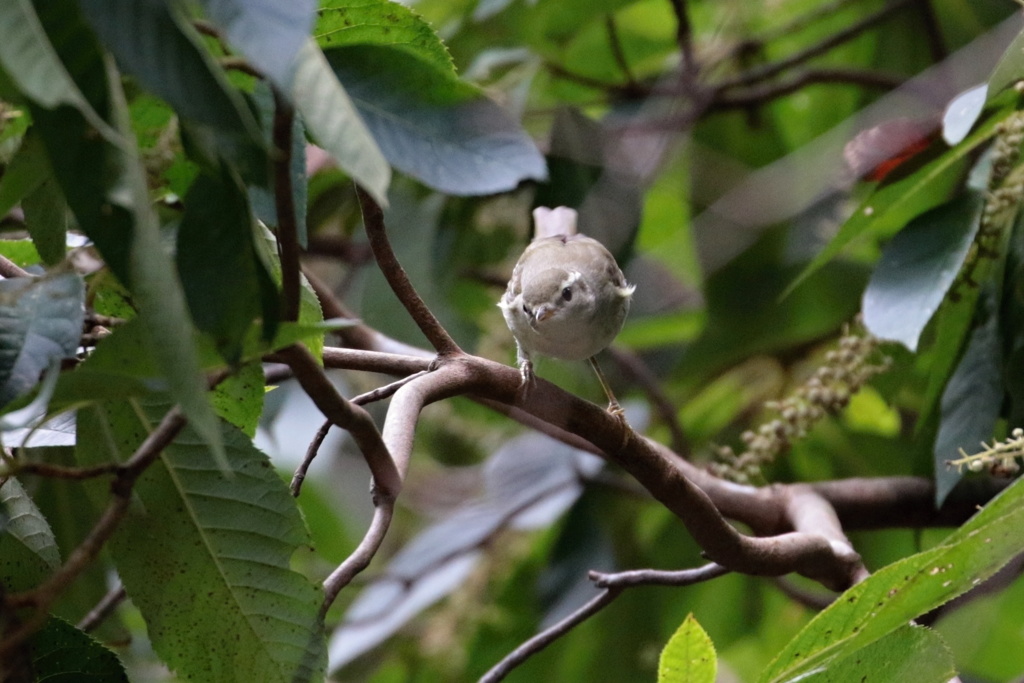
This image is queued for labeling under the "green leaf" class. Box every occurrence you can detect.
[759,474,1024,683]
[211,360,265,437]
[196,0,316,87]
[0,272,84,408]
[22,177,69,265]
[784,113,1002,297]
[77,398,327,683]
[315,0,455,74]
[78,0,259,137]
[933,291,1002,505]
[0,0,114,138]
[327,44,547,195]
[103,58,227,469]
[177,167,270,364]
[862,193,982,351]
[658,613,717,683]
[797,625,955,683]
[29,616,129,683]
[291,38,391,205]
[0,129,48,220]
[988,25,1024,99]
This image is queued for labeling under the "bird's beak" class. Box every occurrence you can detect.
[535,306,554,323]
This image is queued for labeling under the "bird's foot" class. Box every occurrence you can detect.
[516,360,536,403]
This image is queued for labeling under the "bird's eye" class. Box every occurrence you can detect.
[561,287,573,302]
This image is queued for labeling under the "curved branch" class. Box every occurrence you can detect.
[355,185,462,356]
[271,87,301,322]
[590,562,729,588]
[321,502,395,615]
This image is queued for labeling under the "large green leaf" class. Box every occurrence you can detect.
[29,616,129,683]
[197,0,316,87]
[658,614,717,683]
[78,0,259,137]
[291,38,390,205]
[0,272,84,408]
[315,0,455,74]
[21,177,69,266]
[797,625,955,683]
[77,399,326,683]
[759,474,1024,683]
[862,193,982,351]
[327,44,547,195]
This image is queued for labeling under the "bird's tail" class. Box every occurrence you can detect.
[532,206,578,240]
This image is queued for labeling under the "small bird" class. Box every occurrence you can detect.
[499,206,635,414]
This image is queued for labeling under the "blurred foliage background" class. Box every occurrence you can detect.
[3,0,1024,681]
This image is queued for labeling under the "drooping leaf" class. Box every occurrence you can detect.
[795,625,955,683]
[315,0,455,75]
[0,476,60,592]
[0,128,48,220]
[327,44,547,195]
[0,0,114,137]
[197,0,316,88]
[210,360,265,437]
[658,614,716,683]
[933,292,1003,505]
[22,177,69,265]
[177,166,269,364]
[759,474,1024,683]
[78,0,259,137]
[862,193,982,351]
[0,272,84,408]
[292,38,390,205]
[77,398,326,683]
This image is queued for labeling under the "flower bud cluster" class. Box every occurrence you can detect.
[947,427,1024,478]
[952,112,1024,297]
[711,326,890,483]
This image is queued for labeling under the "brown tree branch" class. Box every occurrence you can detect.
[0,254,30,279]
[274,344,401,499]
[356,186,462,357]
[77,582,127,633]
[2,407,186,659]
[482,562,728,682]
[590,562,729,588]
[272,87,301,322]
[715,0,917,91]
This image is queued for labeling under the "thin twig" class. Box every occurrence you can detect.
[77,582,127,633]
[710,67,903,111]
[276,344,401,499]
[479,587,624,683]
[0,254,30,279]
[715,0,917,91]
[589,562,729,588]
[351,371,430,406]
[0,460,121,480]
[272,87,301,322]
[291,418,333,497]
[605,14,637,87]
[356,186,462,357]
